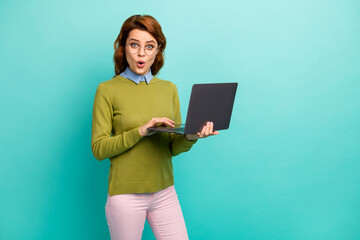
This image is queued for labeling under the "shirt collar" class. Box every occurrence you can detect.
[122,67,153,85]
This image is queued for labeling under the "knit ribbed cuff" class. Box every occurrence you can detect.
[180,134,198,146]
[122,127,144,148]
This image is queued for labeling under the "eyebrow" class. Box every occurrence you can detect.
[129,38,156,44]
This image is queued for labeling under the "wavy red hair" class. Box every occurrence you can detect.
[113,15,167,76]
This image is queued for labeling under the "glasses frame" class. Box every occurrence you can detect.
[125,42,159,56]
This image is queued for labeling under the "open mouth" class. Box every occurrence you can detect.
[137,61,145,68]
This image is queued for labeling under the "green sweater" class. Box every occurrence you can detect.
[91,75,197,195]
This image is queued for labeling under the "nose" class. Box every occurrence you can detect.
[138,46,145,56]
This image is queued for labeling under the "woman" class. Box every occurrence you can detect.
[91,15,218,240]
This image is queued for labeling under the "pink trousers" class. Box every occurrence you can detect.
[105,185,189,240]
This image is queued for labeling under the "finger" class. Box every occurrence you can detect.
[152,118,161,125]
[163,120,174,127]
[200,125,206,138]
[165,120,175,127]
[151,118,174,125]
[152,119,174,127]
[203,125,208,137]
[154,119,164,126]
[209,122,214,135]
[205,122,210,136]
[160,120,175,127]
[198,128,203,138]
[161,117,175,124]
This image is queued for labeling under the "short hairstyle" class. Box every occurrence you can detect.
[113,15,167,76]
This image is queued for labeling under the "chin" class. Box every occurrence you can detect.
[137,70,147,75]
[135,68,149,76]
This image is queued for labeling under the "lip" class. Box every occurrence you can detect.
[137,60,145,68]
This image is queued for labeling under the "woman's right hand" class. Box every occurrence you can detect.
[138,117,175,136]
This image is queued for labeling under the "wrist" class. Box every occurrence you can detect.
[139,127,145,137]
[185,134,198,141]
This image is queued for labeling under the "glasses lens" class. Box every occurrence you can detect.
[145,48,156,56]
[128,44,138,54]
[127,44,157,56]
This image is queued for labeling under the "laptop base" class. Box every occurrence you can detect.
[147,124,185,134]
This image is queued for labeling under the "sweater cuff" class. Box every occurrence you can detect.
[122,127,144,147]
[180,134,198,146]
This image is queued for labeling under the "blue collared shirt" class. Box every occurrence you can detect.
[120,67,153,85]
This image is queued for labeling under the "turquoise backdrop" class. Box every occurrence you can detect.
[1,0,359,239]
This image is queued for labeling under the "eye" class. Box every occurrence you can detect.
[130,43,138,48]
[146,45,154,50]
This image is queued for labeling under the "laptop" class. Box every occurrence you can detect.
[147,82,238,135]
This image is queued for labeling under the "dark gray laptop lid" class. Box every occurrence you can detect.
[184,82,238,134]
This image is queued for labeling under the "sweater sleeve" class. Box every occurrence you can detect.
[91,83,143,161]
[169,83,197,156]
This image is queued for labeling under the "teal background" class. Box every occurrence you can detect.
[1,0,359,239]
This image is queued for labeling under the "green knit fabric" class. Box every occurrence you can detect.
[91,75,197,195]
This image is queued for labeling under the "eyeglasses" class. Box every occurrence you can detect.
[126,42,158,56]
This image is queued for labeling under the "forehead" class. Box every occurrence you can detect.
[127,29,157,43]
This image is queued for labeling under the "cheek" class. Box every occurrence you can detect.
[125,53,134,64]
[148,55,157,65]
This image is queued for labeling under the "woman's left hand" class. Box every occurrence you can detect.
[185,122,219,141]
